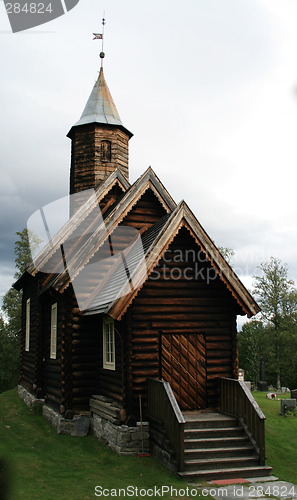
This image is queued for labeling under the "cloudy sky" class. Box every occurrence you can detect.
[1,0,297,319]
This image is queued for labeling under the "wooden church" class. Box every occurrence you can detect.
[15,53,272,479]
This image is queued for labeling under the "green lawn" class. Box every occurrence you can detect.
[1,389,296,500]
[253,391,297,484]
[0,389,209,500]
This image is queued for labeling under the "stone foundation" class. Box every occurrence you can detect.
[17,385,44,410]
[18,385,149,454]
[92,414,149,455]
[42,405,81,435]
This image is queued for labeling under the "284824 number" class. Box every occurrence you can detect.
[5,3,53,14]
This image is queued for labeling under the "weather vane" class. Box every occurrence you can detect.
[93,14,106,67]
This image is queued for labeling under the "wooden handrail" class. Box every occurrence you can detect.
[147,378,185,472]
[219,377,266,465]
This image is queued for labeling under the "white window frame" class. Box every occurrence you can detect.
[103,317,115,370]
[50,303,58,359]
[25,298,30,352]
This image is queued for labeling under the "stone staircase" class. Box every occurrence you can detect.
[179,411,272,481]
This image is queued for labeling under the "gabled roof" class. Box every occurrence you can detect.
[27,169,130,277]
[21,167,175,292]
[103,201,260,320]
[82,213,171,316]
[68,68,133,138]
[49,167,176,292]
[18,165,259,320]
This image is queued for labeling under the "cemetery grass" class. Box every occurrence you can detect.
[0,388,213,500]
[254,391,297,483]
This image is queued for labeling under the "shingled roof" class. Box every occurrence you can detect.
[17,166,260,320]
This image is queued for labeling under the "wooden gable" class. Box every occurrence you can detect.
[108,201,259,321]
[122,226,240,412]
[120,188,167,230]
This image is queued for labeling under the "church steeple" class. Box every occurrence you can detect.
[67,65,133,195]
[74,67,124,129]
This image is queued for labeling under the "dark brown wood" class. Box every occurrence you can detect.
[161,333,207,410]
[219,377,266,465]
[69,124,131,195]
[122,228,237,410]
[147,378,185,472]
[121,189,167,230]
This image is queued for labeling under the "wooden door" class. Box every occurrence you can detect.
[161,333,207,410]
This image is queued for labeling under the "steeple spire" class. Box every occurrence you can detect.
[70,16,132,136]
[73,67,126,130]
[67,25,133,196]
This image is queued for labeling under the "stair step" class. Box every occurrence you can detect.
[184,455,259,471]
[184,436,249,448]
[179,465,273,481]
[184,417,239,430]
[184,426,245,438]
[184,446,255,459]
[179,412,272,480]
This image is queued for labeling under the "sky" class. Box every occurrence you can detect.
[1,0,297,322]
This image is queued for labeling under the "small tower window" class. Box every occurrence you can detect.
[101,140,112,162]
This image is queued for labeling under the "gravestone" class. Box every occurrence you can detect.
[291,389,297,400]
[280,399,296,415]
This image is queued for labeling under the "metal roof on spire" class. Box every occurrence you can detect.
[70,16,132,136]
[73,67,124,128]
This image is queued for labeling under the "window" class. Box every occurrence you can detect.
[101,140,112,161]
[25,298,30,352]
[103,317,115,370]
[50,303,57,359]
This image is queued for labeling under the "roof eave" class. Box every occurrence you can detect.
[107,201,260,321]
[66,121,133,140]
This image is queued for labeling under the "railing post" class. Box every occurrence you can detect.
[179,422,185,472]
[218,377,266,466]
[259,418,265,465]
[147,378,186,473]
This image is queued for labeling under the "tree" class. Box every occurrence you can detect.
[253,257,296,329]
[218,246,235,264]
[252,257,297,389]
[0,317,20,393]
[0,229,32,393]
[238,320,265,386]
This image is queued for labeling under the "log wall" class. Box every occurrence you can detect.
[97,319,125,407]
[20,278,41,394]
[99,182,126,215]
[41,292,63,410]
[69,124,130,195]
[120,188,167,230]
[124,227,239,416]
[62,290,99,413]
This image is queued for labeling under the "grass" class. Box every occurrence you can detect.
[253,391,297,484]
[1,389,296,499]
[0,389,211,500]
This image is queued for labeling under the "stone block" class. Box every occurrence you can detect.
[91,415,150,455]
[18,385,44,410]
[42,404,80,435]
[71,416,91,437]
[117,432,131,444]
